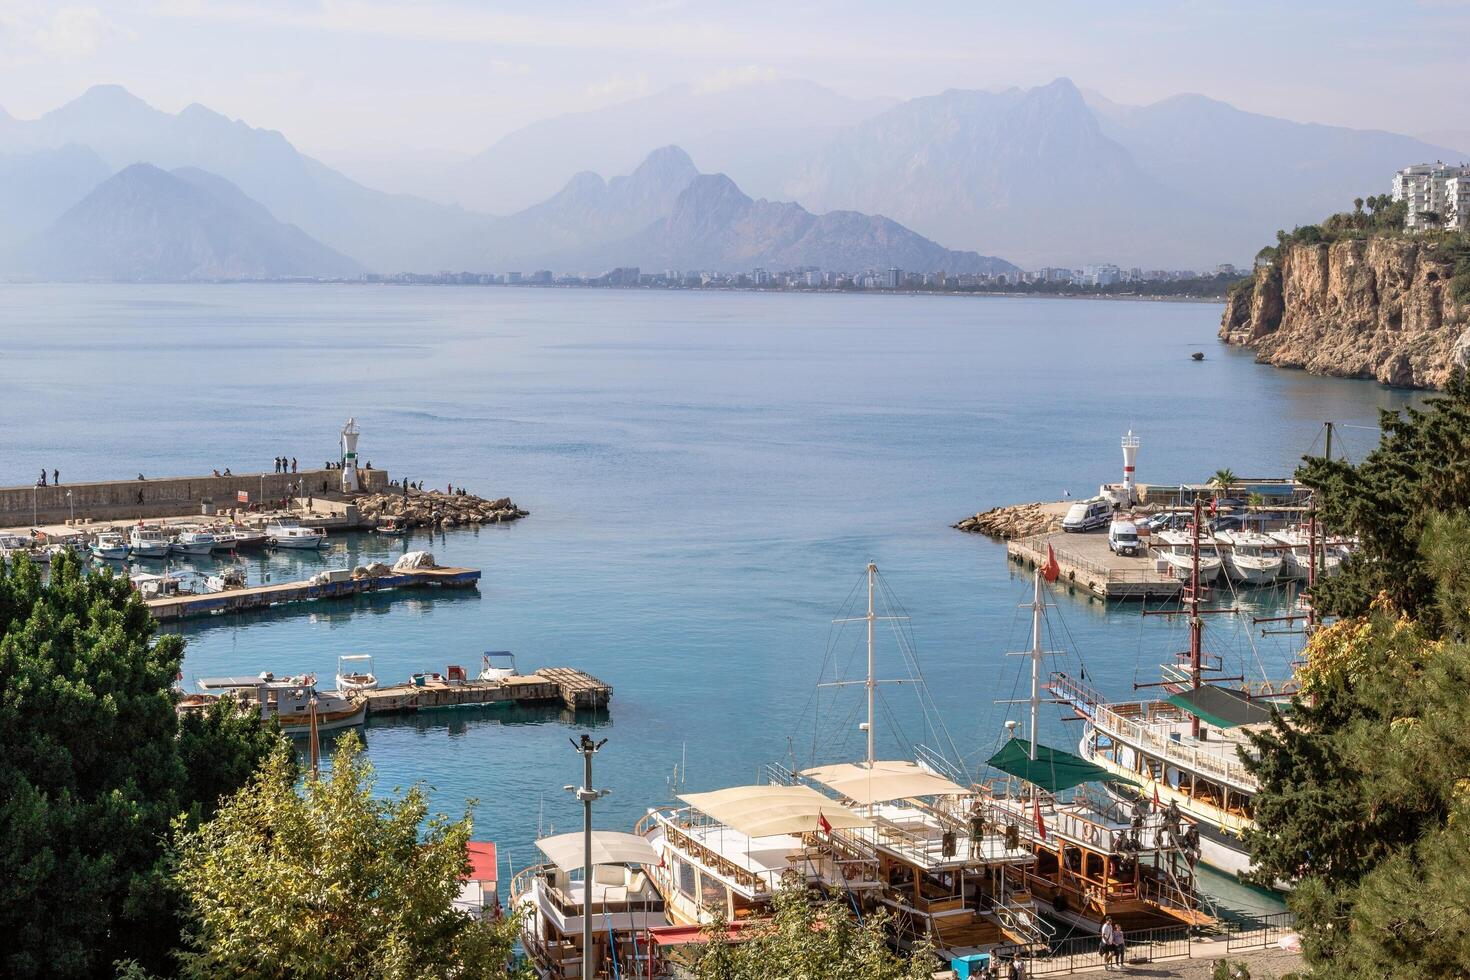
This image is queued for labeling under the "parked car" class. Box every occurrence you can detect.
[1061,497,1113,532]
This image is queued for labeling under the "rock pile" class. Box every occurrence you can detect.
[954,502,1063,539]
[355,490,529,529]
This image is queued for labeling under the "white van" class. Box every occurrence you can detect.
[1108,520,1142,556]
[1061,498,1112,532]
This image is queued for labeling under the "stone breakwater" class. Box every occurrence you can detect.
[953,501,1066,539]
[1219,237,1468,388]
[356,490,529,529]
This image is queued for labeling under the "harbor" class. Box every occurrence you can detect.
[146,562,482,621]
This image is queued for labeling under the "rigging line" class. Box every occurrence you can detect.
[874,568,970,772]
[804,571,867,770]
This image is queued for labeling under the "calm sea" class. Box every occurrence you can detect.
[0,284,1421,914]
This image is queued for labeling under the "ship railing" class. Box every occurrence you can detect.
[1049,672,1258,791]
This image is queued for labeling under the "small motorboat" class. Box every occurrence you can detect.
[266,520,328,550]
[90,532,131,560]
[205,566,247,592]
[218,524,267,549]
[335,654,379,693]
[129,523,172,559]
[479,651,518,682]
[171,528,223,555]
[374,518,408,537]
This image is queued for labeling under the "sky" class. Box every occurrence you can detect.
[1,0,1467,165]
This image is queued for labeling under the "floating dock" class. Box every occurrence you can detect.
[361,668,612,715]
[147,566,481,621]
[1008,531,1182,601]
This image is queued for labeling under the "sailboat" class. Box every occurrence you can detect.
[976,569,1214,933]
[1056,498,1297,882]
[638,562,1044,957]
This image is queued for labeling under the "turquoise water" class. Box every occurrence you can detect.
[0,284,1420,913]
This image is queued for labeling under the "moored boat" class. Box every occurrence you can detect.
[1214,529,1283,584]
[129,523,172,558]
[479,650,518,681]
[266,520,328,549]
[1268,527,1340,580]
[171,527,223,555]
[90,532,130,560]
[1152,528,1223,583]
[187,673,365,733]
[335,653,379,693]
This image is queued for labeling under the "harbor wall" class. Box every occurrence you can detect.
[0,469,390,526]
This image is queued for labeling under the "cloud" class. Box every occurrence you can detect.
[0,4,127,61]
[585,72,650,101]
[694,64,780,94]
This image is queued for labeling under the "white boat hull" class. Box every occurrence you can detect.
[1224,557,1280,584]
[336,674,379,693]
[91,546,130,560]
[171,541,215,555]
[269,533,327,549]
[131,543,170,558]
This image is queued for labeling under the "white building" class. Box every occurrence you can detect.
[1392,162,1470,230]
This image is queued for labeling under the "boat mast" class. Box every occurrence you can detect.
[1030,568,1043,761]
[866,560,876,767]
[1189,496,1203,737]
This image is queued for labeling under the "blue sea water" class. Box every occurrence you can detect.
[0,284,1421,913]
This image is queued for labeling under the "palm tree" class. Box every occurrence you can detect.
[1210,468,1237,499]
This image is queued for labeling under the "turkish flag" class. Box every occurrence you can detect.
[818,810,832,836]
[1032,796,1047,841]
[1043,544,1060,583]
[1152,783,1162,811]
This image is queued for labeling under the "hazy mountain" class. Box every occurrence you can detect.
[0,145,111,249]
[11,163,362,281]
[444,79,890,215]
[3,85,487,272]
[461,147,1015,275]
[782,78,1465,267]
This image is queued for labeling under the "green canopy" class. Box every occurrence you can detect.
[986,738,1112,793]
[1165,685,1278,729]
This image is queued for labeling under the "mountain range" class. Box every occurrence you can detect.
[1,79,1464,277]
[459,146,1014,275]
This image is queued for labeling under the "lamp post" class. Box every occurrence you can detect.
[32,485,37,526]
[66,490,73,522]
[565,735,609,980]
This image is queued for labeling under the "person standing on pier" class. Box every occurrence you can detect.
[53,469,59,486]
[273,458,280,473]
[291,457,297,474]
[37,469,46,487]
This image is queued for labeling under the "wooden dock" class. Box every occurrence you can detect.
[361,668,612,715]
[1008,531,1182,601]
[146,566,481,621]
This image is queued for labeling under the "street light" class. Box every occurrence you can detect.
[66,490,73,522]
[565,734,609,980]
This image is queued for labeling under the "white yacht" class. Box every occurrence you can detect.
[266,520,328,549]
[511,831,666,980]
[90,532,130,560]
[129,524,172,559]
[1269,528,1340,580]
[335,654,379,693]
[1152,529,1223,583]
[1214,530,1283,584]
[171,527,223,555]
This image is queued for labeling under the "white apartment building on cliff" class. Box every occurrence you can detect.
[1392,162,1470,231]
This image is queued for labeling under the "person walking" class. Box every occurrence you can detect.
[291,457,297,474]
[38,469,46,487]
[53,469,59,486]
[1006,955,1026,980]
[1100,918,1124,970]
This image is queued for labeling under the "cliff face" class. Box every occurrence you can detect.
[1219,238,1468,387]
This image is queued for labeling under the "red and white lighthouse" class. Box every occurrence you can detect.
[1121,430,1140,503]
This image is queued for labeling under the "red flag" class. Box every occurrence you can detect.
[1032,795,1047,841]
[1209,497,1218,516]
[817,810,832,836]
[1042,544,1060,583]
[1152,783,1162,811]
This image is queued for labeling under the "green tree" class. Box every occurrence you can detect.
[1298,375,1470,632]
[1210,468,1237,498]
[173,732,525,979]
[0,552,280,978]
[693,885,936,980]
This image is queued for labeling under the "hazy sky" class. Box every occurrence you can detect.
[2,0,1466,162]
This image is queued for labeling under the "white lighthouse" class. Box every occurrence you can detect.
[1121,429,1140,504]
[340,417,361,493]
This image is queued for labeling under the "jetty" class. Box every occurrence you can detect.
[147,565,481,621]
[1008,531,1181,601]
[361,667,612,715]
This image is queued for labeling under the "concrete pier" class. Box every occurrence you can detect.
[0,469,390,527]
[147,566,480,621]
[1008,530,1183,601]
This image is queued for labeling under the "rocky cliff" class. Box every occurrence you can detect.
[1219,237,1468,388]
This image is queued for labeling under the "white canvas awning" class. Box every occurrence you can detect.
[535,831,659,872]
[801,760,969,805]
[679,784,871,838]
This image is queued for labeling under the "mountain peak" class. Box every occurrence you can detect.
[62,84,153,115]
[628,145,699,186]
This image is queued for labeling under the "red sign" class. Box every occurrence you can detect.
[237,490,250,503]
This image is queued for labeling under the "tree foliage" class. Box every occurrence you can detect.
[1243,388,1470,976]
[1299,375,1470,634]
[173,731,525,979]
[692,886,937,980]
[0,551,280,978]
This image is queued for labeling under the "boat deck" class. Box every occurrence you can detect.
[146,566,480,621]
[1008,531,1182,601]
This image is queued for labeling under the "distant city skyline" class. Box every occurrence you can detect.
[1,0,1466,167]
